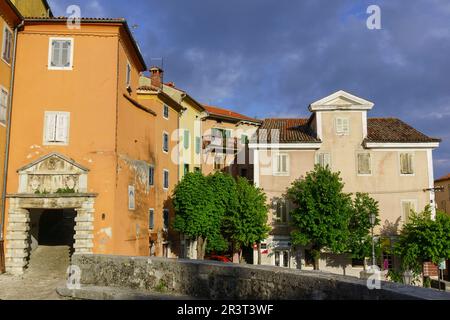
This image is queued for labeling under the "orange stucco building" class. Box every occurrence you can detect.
[0,0,23,274]
[2,17,169,274]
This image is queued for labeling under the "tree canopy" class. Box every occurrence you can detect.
[394,207,450,275]
[287,165,352,261]
[223,177,270,253]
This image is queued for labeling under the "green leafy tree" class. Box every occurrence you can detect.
[223,177,270,262]
[204,171,239,253]
[394,207,450,280]
[172,172,217,259]
[348,192,380,263]
[287,165,352,269]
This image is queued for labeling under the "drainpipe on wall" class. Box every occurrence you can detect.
[0,21,24,242]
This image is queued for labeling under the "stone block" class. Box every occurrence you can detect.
[6,232,29,240]
[74,224,94,231]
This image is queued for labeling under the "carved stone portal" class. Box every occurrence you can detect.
[5,153,95,275]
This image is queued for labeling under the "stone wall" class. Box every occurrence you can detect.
[71,254,450,300]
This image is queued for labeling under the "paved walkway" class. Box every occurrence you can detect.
[0,246,71,300]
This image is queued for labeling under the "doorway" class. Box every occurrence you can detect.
[27,209,76,275]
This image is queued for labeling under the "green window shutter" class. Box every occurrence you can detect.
[195,137,201,154]
[184,130,189,149]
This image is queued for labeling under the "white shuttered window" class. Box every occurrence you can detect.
[44,112,70,144]
[315,152,331,168]
[49,38,73,69]
[400,153,414,175]
[357,153,371,174]
[335,117,350,135]
[402,200,416,224]
[0,87,8,125]
[273,153,289,175]
[2,25,13,64]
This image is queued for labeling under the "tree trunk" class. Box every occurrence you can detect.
[201,237,207,260]
[196,236,206,260]
[257,243,261,265]
[313,249,320,270]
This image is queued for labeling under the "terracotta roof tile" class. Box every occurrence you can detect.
[253,117,440,144]
[203,105,261,123]
[255,118,319,143]
[366,118,441,143]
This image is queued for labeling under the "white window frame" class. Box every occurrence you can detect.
[126,61,131,87]
[315,152,331,169]
[43,111,70,145]
[335,117,350,135]
[401,199,417,224]
[399,152,415,176]
[272,153,289,176]
[48,37,74,70]
[0,86,8,127]
[163,104,169,120]
[1,24,13,66]
[149,208,154,230]
[162,131,169,153]
[163,169,169,190]
[356,152,372,176]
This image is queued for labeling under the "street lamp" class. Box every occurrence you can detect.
[369,212,376,267]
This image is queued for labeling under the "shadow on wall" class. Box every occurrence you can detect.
[380,217,401,237]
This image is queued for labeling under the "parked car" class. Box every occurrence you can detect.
[206,254,232,263]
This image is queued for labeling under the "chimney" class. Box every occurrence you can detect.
[150,66,163,89]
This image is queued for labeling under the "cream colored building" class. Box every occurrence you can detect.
[249,90,440,277]
[435,174,450,214]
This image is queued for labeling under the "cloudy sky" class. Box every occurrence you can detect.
[48,0,450,177]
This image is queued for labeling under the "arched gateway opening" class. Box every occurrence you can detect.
[5,153,96,275]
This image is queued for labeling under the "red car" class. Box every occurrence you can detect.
[206,254,232,263]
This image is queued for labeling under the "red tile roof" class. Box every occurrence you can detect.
[253,117,440,144]
[435,173,450,183]
[203,105,261,123]
[255,118,319,143]
[366,118,441,143]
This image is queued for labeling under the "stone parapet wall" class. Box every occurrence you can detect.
[71,254,450,300]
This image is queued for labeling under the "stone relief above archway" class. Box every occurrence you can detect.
[17,153,89,194]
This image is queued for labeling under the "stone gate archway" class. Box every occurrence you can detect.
[4,153,96,275]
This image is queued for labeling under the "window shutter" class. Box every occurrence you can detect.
[55,113,68,142]
[61,41,71,67]
[342,118,349,134]
[324,153,331,167]
[51,40,61,67]
[400,153,406,174]
[0,89,7,123]
[336,118,343,133]
[45,113,57,142]
[184,130,189,149]
[358,153,370,174]
[277,155,282,173]
[407,154,413,174]
[282,155,287,173]
[403,202,412,223]
[195,137,201,154]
